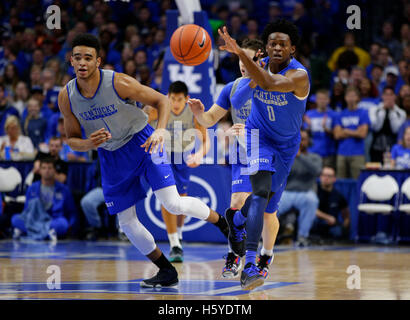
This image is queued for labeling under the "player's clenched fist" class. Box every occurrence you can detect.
[89,128,112,148]
[187,98,205,116]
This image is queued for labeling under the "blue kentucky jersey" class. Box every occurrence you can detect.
[247,57,310,143]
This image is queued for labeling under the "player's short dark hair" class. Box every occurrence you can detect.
[261,19,300,47]
[72,33,101,56]
[40,157,56,169]
[241,38,264,52]
[168,81,188,96]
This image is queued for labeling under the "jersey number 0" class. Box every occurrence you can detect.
[267,105,276,121]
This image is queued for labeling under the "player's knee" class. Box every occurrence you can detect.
[162,197,182,215]
[117,206,137,227]
[250,171,272,199]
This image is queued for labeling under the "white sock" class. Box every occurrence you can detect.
[177,227,183,240]
[168,232,181,249]
[154,185,210,220]
[261,247,274,257]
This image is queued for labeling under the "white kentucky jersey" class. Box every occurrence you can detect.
[66,69,148,151]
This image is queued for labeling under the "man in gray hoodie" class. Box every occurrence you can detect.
[277,129,322,246]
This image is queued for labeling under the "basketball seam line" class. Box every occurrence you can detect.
[183,25,201,60]
[182,37,211,64]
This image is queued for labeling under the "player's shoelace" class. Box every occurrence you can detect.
[223,252,239,271]
[232,225,246,242]
[244,263,263,277]
[257,255,272,278]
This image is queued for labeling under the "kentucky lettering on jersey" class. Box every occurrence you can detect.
[247,57,310,144]
[253,91,288,106]
[66,69,148,151]
[78,104,118,121]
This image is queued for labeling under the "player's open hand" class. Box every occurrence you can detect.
[187,98,205,117]
[218,26,241,55]
[141,128,166,154]
[89,128,112,148]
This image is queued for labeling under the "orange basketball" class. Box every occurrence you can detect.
[170,24,212,66]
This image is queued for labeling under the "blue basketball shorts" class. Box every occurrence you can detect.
[244,126,300,214]
[168,152,191,194]
[98,124,176,215]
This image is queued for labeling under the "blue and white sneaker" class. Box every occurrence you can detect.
[240,263,264,290]
[257,254,274,279]
[222,252,242,278]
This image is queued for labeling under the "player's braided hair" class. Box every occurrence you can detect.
[261,19,300,47]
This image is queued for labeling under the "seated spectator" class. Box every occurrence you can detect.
[397,94,410,143]
[304,89,337,168]
[327,32,371,72]
[365,42,381,78]
[42,68,62,113]
[369,86,406,163]
[277,130,322,247]
[358,77,380,111]
[380,65,403,95]
[33,136,68,184]
[0,115,35,160]
[0,83,19,136]
[391,126,410,169]
[11,158,77,241]
[11,81,29,117]
[22,98,47,149]
[311,166,350,241]
[57,118,89,162]
[369,63,384,97]
[329,81,346,111]
[375,21,403,63]
[333,86,370,179]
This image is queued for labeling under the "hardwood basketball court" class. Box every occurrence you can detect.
[0,240,409,300]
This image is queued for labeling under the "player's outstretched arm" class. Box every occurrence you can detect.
[187,99,228,128]
[114,72,170,153]
[58,87,111,151]
[218,26,309,95]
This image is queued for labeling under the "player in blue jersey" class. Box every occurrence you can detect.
[218,20,310,290]
[189,39,280,280]
[57,34,228,288]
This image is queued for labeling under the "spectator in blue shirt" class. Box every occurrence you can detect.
[11,157,78,241]
[304,89,337,169]
[391,126,410,169]
[333,86,370,179]
[22,98,47,149]
[0,83,19,136]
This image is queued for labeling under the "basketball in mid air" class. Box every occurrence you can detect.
[170,24,212,66]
